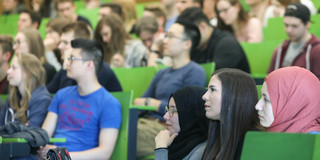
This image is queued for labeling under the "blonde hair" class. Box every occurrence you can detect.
[9,53,46,123]
[114,0,137,33]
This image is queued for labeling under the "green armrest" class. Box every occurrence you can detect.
[131,105,157,111]
[0,137,66,143]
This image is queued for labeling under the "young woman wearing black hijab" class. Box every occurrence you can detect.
[154,86,209,160]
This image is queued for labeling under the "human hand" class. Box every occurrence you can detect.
[133,98,146,106]
[110,53,125,68]
[37,144,57,160]
[155,130,178,148]
[44,38,58,51]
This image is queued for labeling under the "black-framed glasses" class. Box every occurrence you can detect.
[164,32,188,41]
[165,106,178,117]
[67,55,93,64]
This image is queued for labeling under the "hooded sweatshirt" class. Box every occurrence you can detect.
[268,34,320,79]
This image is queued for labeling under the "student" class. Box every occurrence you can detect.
[155,86,209,160]
[172,7,250,73]
[38,39,122,159]
[13,28,57,84]
[267,3,320,79]
[0,36,14,94]
[0,53,51,127]
[17,9,42,31]
[47,21,122,93]
[94,13,148,68]
[176,0,202,13]
[202,68,262,160]
[215,0,263,43]
[256,66,320,133]
[133,21,206,158]
[44,17,70,71]
[55,0,91,27]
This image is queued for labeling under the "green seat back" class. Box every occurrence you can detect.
[74,0,86,13]
[264,17,287,41]
[241,131,320,160]
[0,14,19,37]
[241,40,281,79]
[112,66,157,99]
[200,62,215,87]
[311,0,320,10]
[110,91,133,160]
[38,18,50,39]
[310,14,320,38]
[77,8,100,29]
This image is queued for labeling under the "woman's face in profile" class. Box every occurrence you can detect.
[163,97,180,135]
[202,75,222,120]
[13,32,29,54]
[255,82,274,127]
[7,57,23,88]
[100,24,112,43]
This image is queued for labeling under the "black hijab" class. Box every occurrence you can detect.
[168,86,209,160]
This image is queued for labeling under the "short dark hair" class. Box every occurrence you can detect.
[46,17,71,35]
[176,21,201,53]
[21,9,42,29]
[71,38,104,75]
[100,3,124,20]
[135,16,159,36]
[0,35,14,62]
[61,21,91,39]
[177,7,210,26]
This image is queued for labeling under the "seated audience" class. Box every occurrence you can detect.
[38,39,122,160]
[0,53,51,127]
[175,7,250,73]
[135,16,160,51]
[202,68,262,160]
[256,66,320,133]
[133,21,206,158]
[215,0,263,42]
[47,21,122,93]
[268,3,320,79]
[17,9,42,31]
[155,86,209,160]
[44,17,70,71]
[95,13,148,68]
[0,35,14,94]
[13,28,57,84]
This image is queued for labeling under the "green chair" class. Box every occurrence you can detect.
[110,91,137,160]
[241,131,320,160]
[310,14,320,38]
[112,66,157,99]
[38,18,50,39]
[256,85,262,99]
[241,40,282,80]
[200,62,215,87]
[0,14,19,37]
[77,8,100,29]
[264,17,287,41]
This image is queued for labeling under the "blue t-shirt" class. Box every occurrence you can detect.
[49,86,121,151]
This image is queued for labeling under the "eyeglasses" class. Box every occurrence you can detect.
[67,55,93,64]
[164,32,187,41]
[165,106,178,117]
[217,6,232,15]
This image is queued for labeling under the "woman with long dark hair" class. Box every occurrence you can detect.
[202,68,263,160]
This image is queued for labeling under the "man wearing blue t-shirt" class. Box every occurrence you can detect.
[38,39,121,159]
